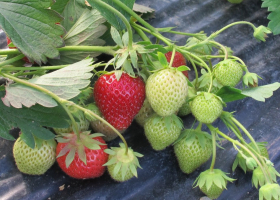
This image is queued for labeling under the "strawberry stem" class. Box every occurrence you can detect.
[231,117,261,154]
[0,54,25,67]
[209,21,257,39]
[209,128,217,172]
[131,22,151,42]
[91,0,133,50]
[0,46,117,56]
[168,48,176,68]
[209,125,272,184]
[179,49,213,92]
[111,0,157,33]
[131,23,172,46]
[185,53,199,87]
[209,41,228,60]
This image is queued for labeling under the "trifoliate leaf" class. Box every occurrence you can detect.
[0,0,64,64]
[48,9,107,65]
[2,59,94,108]
[262,0,280,35]
[216,86,247,102]
[87,0,135,31]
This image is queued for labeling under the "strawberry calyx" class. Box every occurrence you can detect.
[242,72,261,88]
[56,131,106,167]
[193,169,235,199]
[259,183,280,200]
[252,165,280,189]
[103,143,143,182]
[173,129,212,147]
[253,25,272,42]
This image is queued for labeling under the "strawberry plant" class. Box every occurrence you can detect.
[0,0,279,199]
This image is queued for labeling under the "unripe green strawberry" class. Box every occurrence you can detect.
[144,114,182,151]
[200,183,225,199]
[190,92,223,124]
[86,103,125,142]
[135,99,154,127]
[53,114,90,134]
[194,169,235,200]
[174,129,212,174]
[13,137,56,175]
[146,68,188,117]
[214,59,244,87]
[104,143,143,182]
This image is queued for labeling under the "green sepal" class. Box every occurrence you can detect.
[113,161,122,176]
[121,163,129,180]
[103,156,118,166]
[56,143,71,158]
[66,148,76,168]
[110,26,123,47]
[116,51,129,69]
[157,51,169,68]
[259,183,280,200]
[77,144,87,165]
[104,149,117,155]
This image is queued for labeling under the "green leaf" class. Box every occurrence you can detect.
[2,59,94,108]
[20,131,35,149]
[48,9,107,65]
[0,0,64,64]
[241,82,280,102]
[157,52,168,68]
[111,26,124,47]
[87,0,135,31]
[0,91,69,146]
[216,86,247,103]
[51,0,88,31]
[262,0,280,35]
[133,3,155,20]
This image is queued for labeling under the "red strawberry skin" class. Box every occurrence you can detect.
[165,51,188,78]
[56,137,108,179]
[94,72,145,130]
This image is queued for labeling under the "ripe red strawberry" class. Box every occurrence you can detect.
[56,133,108,179]
[165,51,188,78]
[94,72,145,130]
